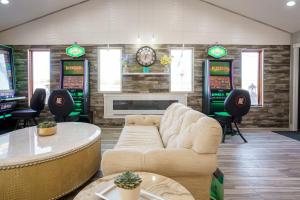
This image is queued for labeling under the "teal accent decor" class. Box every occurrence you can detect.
[143,66,150,73]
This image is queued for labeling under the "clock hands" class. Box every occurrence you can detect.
[144,53,149,61]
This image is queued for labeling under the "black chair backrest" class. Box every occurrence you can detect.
[48,89,74,121]
[224,89,251,118]
[30,88,46,112]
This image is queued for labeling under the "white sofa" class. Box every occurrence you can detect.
[101,103,222,200]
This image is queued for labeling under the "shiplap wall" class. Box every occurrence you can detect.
[0,0,291,45]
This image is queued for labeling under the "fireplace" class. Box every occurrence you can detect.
[104,93,187,118]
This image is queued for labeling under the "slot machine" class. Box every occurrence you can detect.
[60,59,89,121]
[203,59,233,116]
[0,45,26,128]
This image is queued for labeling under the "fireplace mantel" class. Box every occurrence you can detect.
[103,93,187,118]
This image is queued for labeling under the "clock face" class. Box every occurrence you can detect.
[136,46,156,66]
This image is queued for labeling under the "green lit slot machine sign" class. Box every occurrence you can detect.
[66,43,85,58]
[208,45,227,59]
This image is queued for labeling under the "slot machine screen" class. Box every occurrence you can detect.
[62,61,84,89]
[0,49,13,91]
[210,76,231,90]
[63,76,84,89]
[210,61,230,76]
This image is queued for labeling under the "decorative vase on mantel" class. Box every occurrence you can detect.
[123,65,129,73]
[164,65,170,73]
[143,66,150,73]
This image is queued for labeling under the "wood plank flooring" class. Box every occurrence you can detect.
[219,131,300,200]
[63,129,300,200]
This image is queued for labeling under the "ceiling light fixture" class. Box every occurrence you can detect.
[286,1,296,6]
[0,0,9,5]
[137,34,141,42]
[151,33,156,42]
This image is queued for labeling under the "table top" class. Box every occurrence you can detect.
[0,122,101,167]
[74,172,195,200]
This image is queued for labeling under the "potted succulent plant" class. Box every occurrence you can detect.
[114,171,142,200]
[37,121,57,136]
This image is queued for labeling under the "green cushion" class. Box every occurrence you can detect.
[69,112,80,117]
[214,112,231,117]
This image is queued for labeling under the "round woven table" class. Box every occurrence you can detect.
[0,122,101,200]
[74,172,195,200]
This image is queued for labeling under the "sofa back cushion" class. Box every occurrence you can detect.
[159,103,191,147]
[160,103,222,153]
[176,116,222,153]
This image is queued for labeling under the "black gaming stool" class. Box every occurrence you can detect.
[48,89,79,122]
[215,89,251,143]
[11,88,46,128]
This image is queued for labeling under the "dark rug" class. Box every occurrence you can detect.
[59,170,103,199]
[0,128,14,135]
[273,131,300,141]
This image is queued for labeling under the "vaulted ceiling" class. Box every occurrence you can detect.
[204,0,300,33]
[0,0,299,33]
[0,0,87,32]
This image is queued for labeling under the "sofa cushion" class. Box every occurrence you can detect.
[177,117,222,153]
[125,115,161,127]
[159,103,191,147]
[115,126,164,151]
[166,109,205,148]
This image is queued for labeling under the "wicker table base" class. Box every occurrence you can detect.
[0,122,101,200]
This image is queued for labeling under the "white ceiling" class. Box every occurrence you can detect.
[0,0,299,34]
[0,0,86,31]
[205,0,300,33]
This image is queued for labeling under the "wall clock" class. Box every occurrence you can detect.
[136,46,156,66]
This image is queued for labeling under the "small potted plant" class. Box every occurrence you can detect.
[114,171,142,200]
[37,121,57,136]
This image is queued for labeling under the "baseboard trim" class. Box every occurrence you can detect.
[100,126,290,132]
[240,127,290,132]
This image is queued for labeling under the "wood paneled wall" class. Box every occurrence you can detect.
[12,44,290,128]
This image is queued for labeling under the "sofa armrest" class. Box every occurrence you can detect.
[125,115,161,127]
[101,149,217,177]
[101,149,145,175]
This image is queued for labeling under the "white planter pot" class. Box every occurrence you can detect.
[118,185,141,200]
